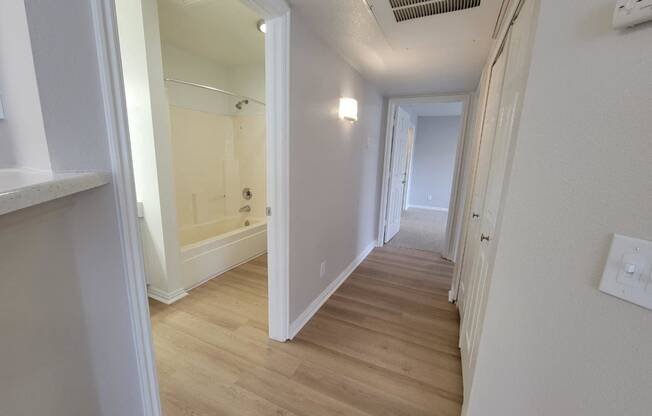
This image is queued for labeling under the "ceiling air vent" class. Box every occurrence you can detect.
[390,0,482,23]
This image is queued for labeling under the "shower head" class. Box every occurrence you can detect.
[235,99,249,110]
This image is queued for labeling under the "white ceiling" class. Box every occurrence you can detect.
[157,0,264,66]
[287,0,505,96]
[402,101,464,117]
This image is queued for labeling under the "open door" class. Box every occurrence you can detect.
[384,106,411,243]
[402,127,415,211]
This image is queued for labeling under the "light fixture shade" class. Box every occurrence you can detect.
[339,97,358,121]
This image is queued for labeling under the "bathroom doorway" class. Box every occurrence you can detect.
[113,0,291,412]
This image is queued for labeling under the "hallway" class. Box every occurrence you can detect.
[387,208,449,254]
[149,246,462,416]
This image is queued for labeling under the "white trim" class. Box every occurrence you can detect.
[240,0,289,17]
[402,124,417,211]
[90,0,162,415]
[147,287,188,305]
[289,242,376,339]
[407,205,449,212]
[443,95,472,262]
[264,9,291,342]
[378,94,471,254]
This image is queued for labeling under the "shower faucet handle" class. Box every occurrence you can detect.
[242,187,253,200]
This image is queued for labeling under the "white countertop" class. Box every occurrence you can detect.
[0,168,111,216]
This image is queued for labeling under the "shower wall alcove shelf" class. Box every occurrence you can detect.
[0,168,111,216]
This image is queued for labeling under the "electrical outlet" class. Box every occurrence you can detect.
[427,194,433,201]
[320,261,326,278]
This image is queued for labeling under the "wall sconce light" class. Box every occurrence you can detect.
[257,19,267,34]
[339,97,358,122]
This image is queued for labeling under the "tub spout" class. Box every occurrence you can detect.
[239,205,251,213]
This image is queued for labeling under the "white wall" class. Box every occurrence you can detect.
[162,42,265,116]
[1,1,151,414]
[289,13,385,323]
[162,43,231,115]
[0,1,50,169]
[408,115,461,209]
[115,0,184,298]
[466,1,652,415]
[228,62,266,104]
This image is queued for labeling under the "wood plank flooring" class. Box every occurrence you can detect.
[149,246,462,416]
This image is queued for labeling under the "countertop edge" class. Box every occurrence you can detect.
[0,171,112,216]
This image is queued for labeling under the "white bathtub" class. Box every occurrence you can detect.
[179,216,267,289]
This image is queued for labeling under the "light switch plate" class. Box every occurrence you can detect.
[599,234,652,310]
[613,0,652,29]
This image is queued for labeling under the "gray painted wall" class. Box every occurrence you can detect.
[467,1,652,415]
[408,115,461,209]
[289,12,385,323]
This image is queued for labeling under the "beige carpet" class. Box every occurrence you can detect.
[386,208,448,254]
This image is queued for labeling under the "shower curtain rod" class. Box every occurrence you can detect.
[164,78,266,106]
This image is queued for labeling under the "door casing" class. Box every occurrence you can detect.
[92,0,292,414]
[377,94,471,256]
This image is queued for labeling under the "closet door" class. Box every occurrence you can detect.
[460,0,538,392]
[458,40,510,354]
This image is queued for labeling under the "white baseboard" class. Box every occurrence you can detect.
[289,241,376,339]
[407,204,449,212]
[147,286,188,305]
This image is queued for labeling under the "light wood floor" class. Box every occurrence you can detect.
[149,246,462,416]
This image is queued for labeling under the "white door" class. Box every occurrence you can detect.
[460,0,537,389]
[384,107,411,242]
[402,127,416,211]
[458,44,510,345]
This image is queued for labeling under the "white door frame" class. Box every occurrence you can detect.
[90,0,290,414]
[377,94,471,259]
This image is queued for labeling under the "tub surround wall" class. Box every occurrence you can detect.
[162,42,267,229]
[169,106,237,225]
[234,114,266,218]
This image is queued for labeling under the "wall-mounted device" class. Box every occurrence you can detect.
[599,234,652,311]
[613,0,652,29]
